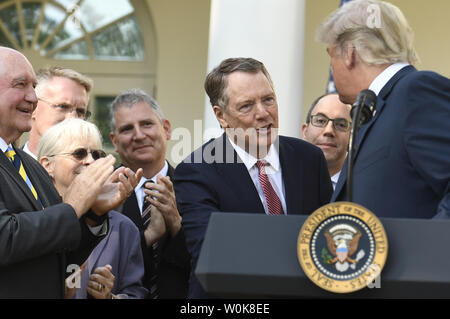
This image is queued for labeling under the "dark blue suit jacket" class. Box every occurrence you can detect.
[174,134,332,298]
[332,66,450,219]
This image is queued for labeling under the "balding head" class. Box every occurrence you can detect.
[0,47,32,76]
[302,93,352,177]
[0,47,37,143]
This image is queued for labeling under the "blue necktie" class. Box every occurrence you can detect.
[5,146,42,207]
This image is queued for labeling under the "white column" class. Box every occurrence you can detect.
[203,0,305,141]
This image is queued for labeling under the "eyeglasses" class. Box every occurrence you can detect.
[310,114,351,132]
[48,148,107,161]
[38,98,91,120]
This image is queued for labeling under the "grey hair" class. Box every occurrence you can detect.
[109,88,165,132]
[35,66,93,97]
[317,0,419,66]
[37,118,103,160]
[205,57,274,110]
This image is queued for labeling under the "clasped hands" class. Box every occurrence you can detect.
[143,174,182,247]
[63,155,143,219]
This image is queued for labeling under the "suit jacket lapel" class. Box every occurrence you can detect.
[355,66,416,158]
[0,149,41,210]
[278,138,302,215]
[122,191,144,228]
[167,163,175,179]
[332,65,417,201]
[18,148,54,208]
[215,134,265,212]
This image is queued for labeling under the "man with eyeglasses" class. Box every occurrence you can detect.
[23,66,92,159]
[0,47,141,298]
[302,93,352,190]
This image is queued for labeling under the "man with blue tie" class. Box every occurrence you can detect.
[0,47,140,298]
[317,0,450,218]
[173,57,333,298]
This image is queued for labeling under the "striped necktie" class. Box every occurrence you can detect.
[141,180,159,299]
[5,146,41,204]
[256,160,283,215]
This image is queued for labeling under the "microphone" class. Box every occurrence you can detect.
[350,89,377,128]
[346,89,377,202]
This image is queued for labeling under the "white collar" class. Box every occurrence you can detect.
[0,137,9,153]
[227,136,281,172]
[135,161,169,191]
[23,141,37,160]
[369,63,410,95]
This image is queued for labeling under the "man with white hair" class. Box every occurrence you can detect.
[0,47,141,298]
[317,0,450,218]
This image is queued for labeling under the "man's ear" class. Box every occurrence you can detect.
[39,157,54,178]
[344,45,356,69]
[301,123,308,140]
[109,132,119,152]
[213,105,228,129]
[163,119,172,140]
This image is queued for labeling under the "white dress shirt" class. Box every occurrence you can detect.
[228,136,287,215]
[331,171,341,191]
[0,137,9,153]
[22,141,37,160]
[369,63,410,95]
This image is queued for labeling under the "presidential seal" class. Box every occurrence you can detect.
[297,202,388,293]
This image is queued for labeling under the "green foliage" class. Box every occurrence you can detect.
[321,248,333,264]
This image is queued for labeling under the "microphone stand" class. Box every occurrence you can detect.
[346,108,360,203]
[346,90,376,202]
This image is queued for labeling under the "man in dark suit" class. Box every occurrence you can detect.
[0,47,138,298]
[173,57,333,298]
[109,89,190,298]
[317,0,450,218]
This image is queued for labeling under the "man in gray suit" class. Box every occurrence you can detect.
[0,47,139,298]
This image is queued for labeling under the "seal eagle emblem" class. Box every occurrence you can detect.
[324,224,364,272]
[297,202,388,293]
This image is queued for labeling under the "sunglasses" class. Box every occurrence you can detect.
[49,148,107,161]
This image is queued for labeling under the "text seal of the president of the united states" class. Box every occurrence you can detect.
[297,202,388,293]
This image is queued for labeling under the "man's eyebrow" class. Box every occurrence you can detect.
[12,76,36,86]
[12,76,27,83]
[118,123,133,131]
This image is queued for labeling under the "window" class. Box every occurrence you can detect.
[0,0,145,61]
[0,0,158,151]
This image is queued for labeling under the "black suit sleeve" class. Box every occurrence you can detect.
[0,201,80,267]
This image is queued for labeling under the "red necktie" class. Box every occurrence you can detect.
[256,160,283,215]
